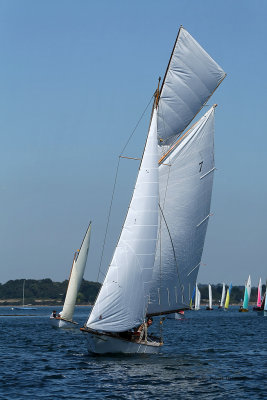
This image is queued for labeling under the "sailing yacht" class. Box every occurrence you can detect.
[253,278,262,311]
[195,284,201,311]
[264,284,267,316]
[206,284,213,310]
[224,283,232,310]
[81,26,226,354]
[239,275,251,312]
[218,283,226,309]
[11,280,37,310]
[50,222,92,328]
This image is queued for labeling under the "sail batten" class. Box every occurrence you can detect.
[158,27,226,147]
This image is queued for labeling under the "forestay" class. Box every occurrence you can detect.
[61,222,92,321]
[87,110,159,332]
[147,106,216,316]
[157,26,226,147]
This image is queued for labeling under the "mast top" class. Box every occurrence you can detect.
[155,76,161,108]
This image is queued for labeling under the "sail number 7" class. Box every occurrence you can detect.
[199,161,203,172]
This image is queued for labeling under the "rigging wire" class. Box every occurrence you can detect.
[96,94,154,282]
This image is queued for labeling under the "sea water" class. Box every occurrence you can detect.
[0,306,266,399]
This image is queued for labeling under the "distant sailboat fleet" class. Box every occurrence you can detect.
[188,278,266,313]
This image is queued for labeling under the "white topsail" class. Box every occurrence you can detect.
[158,26,226,147]
[147,106,216,316]
[61,222,92,321]
[87,109,159,332]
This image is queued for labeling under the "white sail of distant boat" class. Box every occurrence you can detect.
[239,275,251,312]
[195,285,201,310]
[11,280,37,311]
[50,222,92,328]
[219,283,226,308]
[82,26,225,354]
[264,282,267,316]
[206,284,213,310]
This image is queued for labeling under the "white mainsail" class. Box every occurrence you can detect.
[147,106,216,316]
[157,26,226,147]
[208,284,213,309]
[220,283,226,307]
[61,222,92,321]
[87,109,159,333]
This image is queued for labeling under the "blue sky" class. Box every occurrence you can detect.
[0,0,266,286]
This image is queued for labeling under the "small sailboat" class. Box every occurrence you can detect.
[218,282,225,309]
[11,280,37,310]
[239,275,251,312]
[81,26,225,354]
[189,286,196,309]
[253,278,262,311]
[206,284,213,310]
[224,282,232,310]
[194,284,201,310]
[50,222,92,328]
[264,285,267,316]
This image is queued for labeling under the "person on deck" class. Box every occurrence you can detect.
[135,317,153,337]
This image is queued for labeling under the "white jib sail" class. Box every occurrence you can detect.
[209,284,212,309]
[158,27,226,147]
[61,222,92,321]
[220,283,226,307]
[147,106,215,316]
[87,109,159,332]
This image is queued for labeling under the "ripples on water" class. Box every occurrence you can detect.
[0,306,266,399]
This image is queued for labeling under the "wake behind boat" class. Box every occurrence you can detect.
[50,222,92,328]
[82,26,226,354]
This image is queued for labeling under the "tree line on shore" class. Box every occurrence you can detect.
[0,279,264,306]
[0,279,101,306]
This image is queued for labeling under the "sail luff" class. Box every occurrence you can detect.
[61,222,92,321]
[87,109,159,333]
